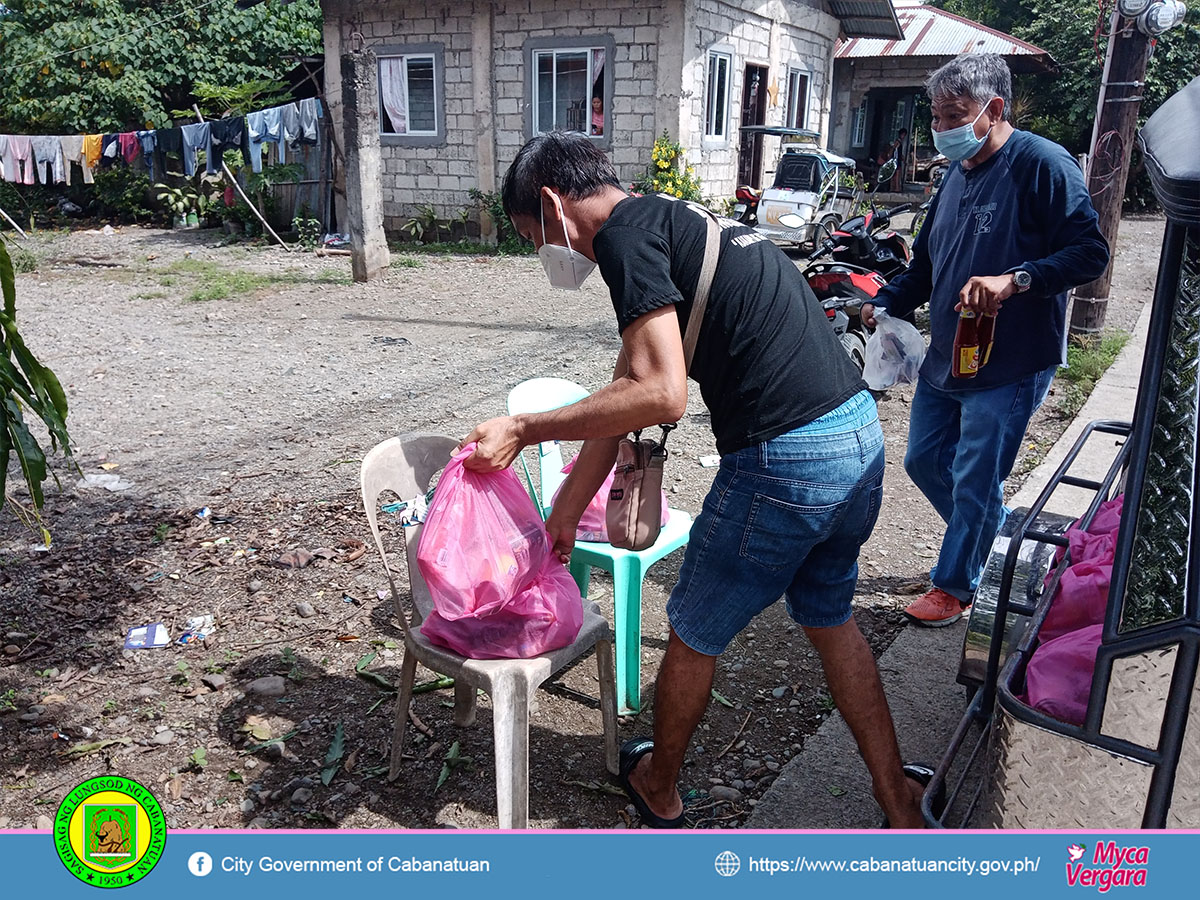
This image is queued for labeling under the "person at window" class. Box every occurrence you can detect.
[862,54,1109,627]
[457,131,931,829]
[590,96,604,136]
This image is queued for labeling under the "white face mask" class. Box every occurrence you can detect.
[538,193,596,290]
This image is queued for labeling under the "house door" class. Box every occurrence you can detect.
[737,65,769,188]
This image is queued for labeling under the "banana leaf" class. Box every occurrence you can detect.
[0,235,74,525]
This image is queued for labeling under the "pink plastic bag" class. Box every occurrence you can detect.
[552,455,669,543]
[1024,624,1102,726]
[416,444,584,659]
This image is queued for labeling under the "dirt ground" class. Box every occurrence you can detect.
[0,215,1161,829]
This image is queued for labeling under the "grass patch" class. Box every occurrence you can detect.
[1056,330,1131,419]
[391,256,423,269]
[9,247,39,273]
[153,259,350,301]
[134,290,169,300]
[387,239,534,257]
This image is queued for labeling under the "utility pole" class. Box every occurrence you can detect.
[1070,12,1151,335]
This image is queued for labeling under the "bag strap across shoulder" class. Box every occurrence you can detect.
[681,209,721,374]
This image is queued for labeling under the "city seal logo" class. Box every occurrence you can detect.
[53,776,166,888]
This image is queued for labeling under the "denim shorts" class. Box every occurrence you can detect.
[667,391,885,656]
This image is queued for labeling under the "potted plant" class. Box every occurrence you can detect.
[154,183,190,228]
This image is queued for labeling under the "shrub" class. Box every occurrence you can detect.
[93,167,152,222]
[468,188,532,255]
[632,131,703,201]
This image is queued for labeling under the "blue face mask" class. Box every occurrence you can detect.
[932,100,996,162]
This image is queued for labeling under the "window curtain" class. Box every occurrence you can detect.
[379,57,409,134]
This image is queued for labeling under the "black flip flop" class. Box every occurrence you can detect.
[880,763,946,828]
[617,738,685,829]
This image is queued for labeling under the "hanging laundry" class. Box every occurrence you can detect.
[3,135,35,185]
[0,135,11,182]
[245,107,282,174]
[58,135,92,185]
[209,117,246,169]
[83,134,104,170]
[30,136,65,185]
[136,131,160,181]
[100,133,120,169]
[118,132,140,164]
[180,122,213,176]
[298,98,320,143]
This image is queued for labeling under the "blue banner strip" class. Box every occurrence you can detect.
[2,829,1195,898]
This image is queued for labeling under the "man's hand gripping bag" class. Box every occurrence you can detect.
[416,444,584,659]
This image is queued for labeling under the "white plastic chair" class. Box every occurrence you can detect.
[360,434,619,828]
[506,378,694,714]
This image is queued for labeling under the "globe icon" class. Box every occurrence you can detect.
[714,850,741,877]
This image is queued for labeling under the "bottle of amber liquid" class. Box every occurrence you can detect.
[952,310,981,378]
[977,312,997,369]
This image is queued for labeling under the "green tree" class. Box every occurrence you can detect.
[0,0,321,133]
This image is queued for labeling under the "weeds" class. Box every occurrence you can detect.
[391,256,423,269]
[1056,330,1131,419]
[9,247,39,273]
[153,259,349,302]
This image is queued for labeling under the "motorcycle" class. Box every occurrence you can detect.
[731,185,761,225]
[780,191,913,372]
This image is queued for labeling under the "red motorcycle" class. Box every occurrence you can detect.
[784,202,913,372]
[731,185,761,225]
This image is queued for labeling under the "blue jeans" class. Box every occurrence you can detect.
[667,391,885,655]
[903,366,1057,602]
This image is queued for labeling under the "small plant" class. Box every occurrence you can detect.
[0,688,16,712]
[151,523,170,544]
[9,247,38,274]
[280,646,304,683]
[401,204,439,243]
[468,188,532,255]
[154,183,196,222]
[633,131,703,201]
[292,212,322,251]
[189,747,209,770]
[435,740,474,792]
[171,660,191,686]
[102,698,118,715]
[392,256,422,269]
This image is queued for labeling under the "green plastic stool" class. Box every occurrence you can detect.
[507,377,694,714]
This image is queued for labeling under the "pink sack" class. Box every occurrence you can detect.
[552,455,669,543]
[416,444,584,659]
[1024,624,1102,726]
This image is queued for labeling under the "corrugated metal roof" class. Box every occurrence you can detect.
[835,2,1054,71]
[826,0,905,41]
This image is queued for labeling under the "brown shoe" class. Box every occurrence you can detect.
[904,588,969,627]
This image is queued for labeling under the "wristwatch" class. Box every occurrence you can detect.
[1012,270,1032,293]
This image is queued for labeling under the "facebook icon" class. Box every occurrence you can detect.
[188,852,213,877]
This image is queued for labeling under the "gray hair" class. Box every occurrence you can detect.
[925,53,1012,121]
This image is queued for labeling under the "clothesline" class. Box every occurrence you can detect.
[0,97,322,189]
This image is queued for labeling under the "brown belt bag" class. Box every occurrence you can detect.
[606,207,721,551]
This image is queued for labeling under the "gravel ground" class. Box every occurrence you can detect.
[0,215,1160,829]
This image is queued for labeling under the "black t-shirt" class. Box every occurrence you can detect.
[593,194,865,455]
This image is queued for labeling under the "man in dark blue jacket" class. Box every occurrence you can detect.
[863,54,1109,626]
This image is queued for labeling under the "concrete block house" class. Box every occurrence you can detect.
[318,0,902,234]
